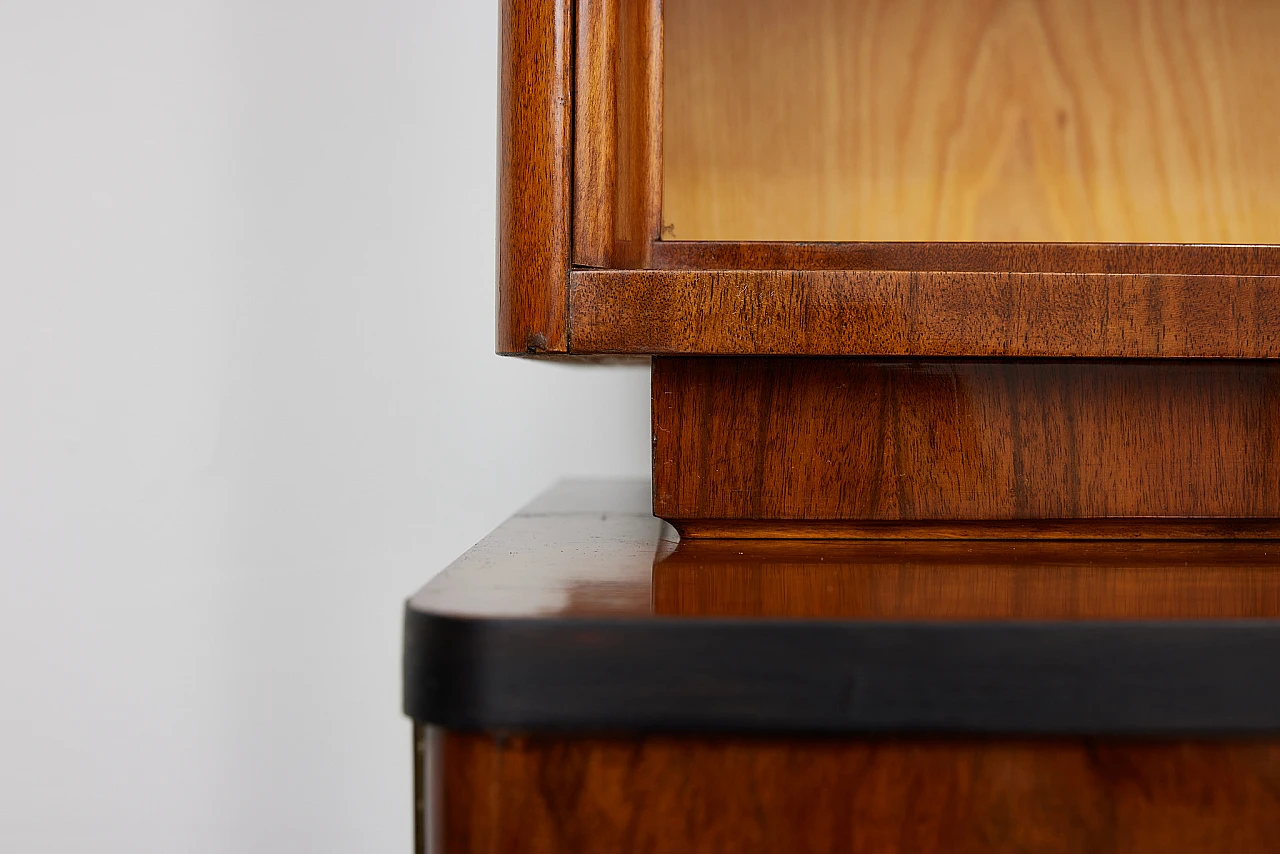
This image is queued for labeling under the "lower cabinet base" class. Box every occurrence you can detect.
[421,728,1280,853]
[652,358,1280,538]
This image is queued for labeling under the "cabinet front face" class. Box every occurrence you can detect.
[498,0,1280,355]
[663,0,1280,244]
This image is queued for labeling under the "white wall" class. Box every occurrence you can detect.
[0,2,650,851]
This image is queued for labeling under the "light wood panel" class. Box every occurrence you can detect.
[663,0,1280,243]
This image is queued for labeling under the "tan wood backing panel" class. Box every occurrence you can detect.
[663,0,1280,243]
[651,358,1280,530]
[439,732,1280,853]
[569,269,1280,357]
[497,0,572,353]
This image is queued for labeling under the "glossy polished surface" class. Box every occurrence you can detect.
[657,540,1280,619]
[438,731,1280,854]
[404,481,1280,732]
[407,480,669,618]
[410,481,1280,621]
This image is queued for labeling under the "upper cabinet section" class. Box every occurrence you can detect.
[663,0,1280,244]
[495,0,1280,356]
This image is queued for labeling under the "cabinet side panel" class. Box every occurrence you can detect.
[437,732,1280,853]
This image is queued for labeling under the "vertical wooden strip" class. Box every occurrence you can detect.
[573,0,618,267]
[613,0,664,267]
[440,731,500,854]
[497,0,573,353]
[413,725,425,854]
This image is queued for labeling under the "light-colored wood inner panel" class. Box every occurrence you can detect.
[663,0,1280,243]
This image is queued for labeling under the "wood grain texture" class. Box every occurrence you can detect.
[611,0,663,268]
[655,540,1280,619]
[663,0,1280,243]
[436,732,1280,854]
[652,358,1280,534]
[570,268,1280,356]
[571,0,617,267]
[650,240,1280,274]
[570,0,663,270]
[497,0,572,353]
[673,519,1280,541]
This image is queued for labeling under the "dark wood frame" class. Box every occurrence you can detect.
[497,0,1280,357]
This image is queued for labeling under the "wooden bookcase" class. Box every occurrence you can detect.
[405,3,1280,851]
[497,0,1280,539]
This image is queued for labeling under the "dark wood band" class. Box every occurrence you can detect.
[405,610,1280,734]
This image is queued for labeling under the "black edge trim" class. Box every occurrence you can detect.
[403,606,1280,735]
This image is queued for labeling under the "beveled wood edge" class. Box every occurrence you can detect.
[672,519,1280,541]
[497,0,573,354]
[648,240,1280,274]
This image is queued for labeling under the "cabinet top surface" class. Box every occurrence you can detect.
[404,481,1280,734]
[409,480,1280,622]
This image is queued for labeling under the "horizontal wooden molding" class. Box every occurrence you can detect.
[571,269,1280,357]
[650,241,1280,275]
[671,519,1280,541]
